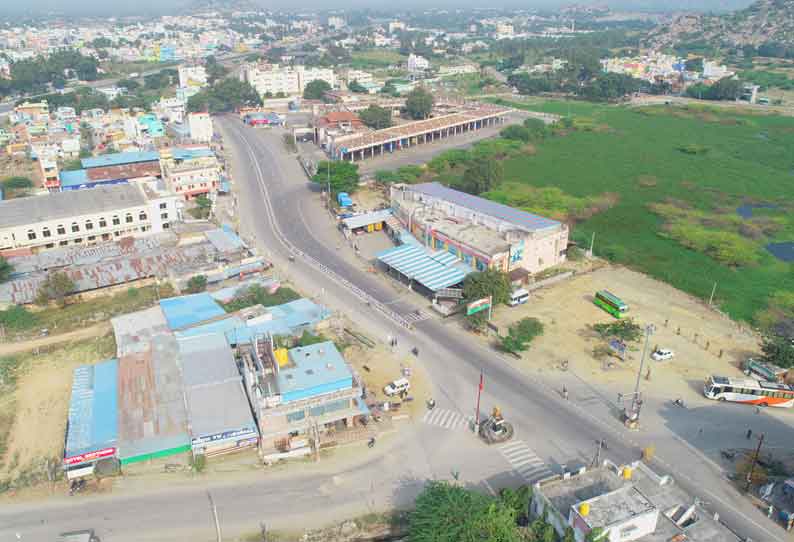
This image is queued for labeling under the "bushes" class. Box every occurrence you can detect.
[186,275,208,294]
[501,317,544,354]
[222,284,300,312]
[0,306,37,331]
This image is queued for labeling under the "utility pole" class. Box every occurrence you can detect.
[626,324,655,428]
[708,281,717,306]
[745,433,765,492]
[474,369,484,432]
[589,231,596,257]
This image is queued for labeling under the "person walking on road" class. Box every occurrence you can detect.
[746,428,753,440]
[563,386,569,401]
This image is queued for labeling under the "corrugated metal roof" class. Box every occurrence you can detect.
[65,359,119,459]
[204,227,245,254]
[341,209,393,230]
[177,333,240,387]
[408,182,561,232]
[160,293,227,331]
[185,380,257,440]
[171,147,214,160]
[81,151,160,169]
[278,341,354,403]
[377,243,469,292]
[59,169,89,187]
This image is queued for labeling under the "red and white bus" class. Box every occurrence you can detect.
[704,375,794,408]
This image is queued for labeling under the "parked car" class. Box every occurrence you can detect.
[651,349,674,361]
[383,378,411,396]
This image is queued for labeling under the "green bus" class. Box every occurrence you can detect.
[594,290,628,318]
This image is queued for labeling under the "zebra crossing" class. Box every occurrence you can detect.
[498,440,554,484]
[401,309,431,324]
[421,408,473,430]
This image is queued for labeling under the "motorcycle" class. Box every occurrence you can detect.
[427,398,436,411]
[673,398,685,408]
[368,437,376,449]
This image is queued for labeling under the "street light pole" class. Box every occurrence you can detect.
[627,323,655,426]
[745,433,765,492]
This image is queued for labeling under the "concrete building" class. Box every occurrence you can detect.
[439,64,478,77]
[327,16,345,30]
[388,21,406,34]
[0,183,179,252]
[160,147,221,199]
[187,112,213,143]
[241,63,336,97]
[241,338,366,452]
[345,69,375,86]
[178,64,208,88]
[390,182,568,275]
[407,53,429,72]
[494,23,514,40]
[532,459,741,542]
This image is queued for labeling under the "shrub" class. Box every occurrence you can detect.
[0,306,37,331]
[501,317,544,354]
[186,275,208,294]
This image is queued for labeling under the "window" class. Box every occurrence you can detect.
[114,231,121,237]
[163,223,170,229]
[74,237,82,243]
[112,215,120,226]
[161,213,168,220]
[71,223,79,233]
[42,227,51,238]
[57,225,66,235]
[159,202,167,210]
[102,233,110,241]
[286,410,306,423]
[85,220,93,231]
[138,211,147,221]
[125,213,133,224]
[87,235,96,241]
[99,218,107,228]
[45,243,54,249]
[59,240,68,246]
[27,230,36,240]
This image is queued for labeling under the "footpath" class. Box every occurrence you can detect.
[0,322,111,357]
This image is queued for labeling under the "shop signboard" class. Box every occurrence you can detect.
[63,447,116,466]
[467,296,492,316]
[191,427,257,446]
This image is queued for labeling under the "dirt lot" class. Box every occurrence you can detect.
[488,261,761,403]
[0,334,117,491]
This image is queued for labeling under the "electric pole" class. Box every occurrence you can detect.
[745,433,765,492]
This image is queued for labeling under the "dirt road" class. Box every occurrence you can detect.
[0,322,112,357]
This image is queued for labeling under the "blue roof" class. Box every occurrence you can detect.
[171,147,215,160]
[59,168,89,187]
[278,341,354,403]
[65,359,119,460]
[377,243,470,292]
[160,293,227,330]
[81,151,160,169]
[409,182,561,232]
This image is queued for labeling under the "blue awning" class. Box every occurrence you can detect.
[377,244,469,292]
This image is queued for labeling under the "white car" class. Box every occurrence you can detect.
[383,378,411,397]
[651,349,674,361]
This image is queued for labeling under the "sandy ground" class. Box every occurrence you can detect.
[0,322,111,357]
[487,262,760,404]
[350,185,389,212]
[1,334,117,485]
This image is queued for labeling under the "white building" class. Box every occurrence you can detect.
[96,86,125,101]
[327,16,345,30]
[388,21,406,34]
[241,64,335,97]
[345,69,374,86]
[187,112,213,143]
[702,60,733,80]
[439,64,478,77]
[407,53,429,73]
[0,184,179,252]
[495,23,514,40]
[178,65,208,88]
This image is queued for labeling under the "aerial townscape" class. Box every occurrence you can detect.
[1,0,794,541]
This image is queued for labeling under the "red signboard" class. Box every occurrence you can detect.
[64,447,116,465]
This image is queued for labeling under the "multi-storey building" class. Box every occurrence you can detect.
[407,53,429,72]
[241,63,336,97]
[160,147,221,199]
[0,183,179,252]
[187,112,213,143]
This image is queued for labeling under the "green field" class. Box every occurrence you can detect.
[490,99,794,324]
[349,49,406,69]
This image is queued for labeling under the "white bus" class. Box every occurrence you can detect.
[703,375,794,408]
[508,288,529,306]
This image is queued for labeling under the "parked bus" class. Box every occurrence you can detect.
[593,290,628,318]
[703,375,794,408]
[508,288,529,306]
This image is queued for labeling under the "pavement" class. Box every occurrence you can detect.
[0,116,789,542]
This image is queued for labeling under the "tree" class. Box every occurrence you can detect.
[35,271,76,307]
[463,270,511,306]
[188,195,212,219]
[358,105,392,129]
[303,79,332,100]
[405,86,434,119]
[117,78,140,92]
[0,256,12,283]
[460,159,503,195]
[761,334,794,369]
[500,125,530,142]
[311,161,360,195]
[501,317,545,354]
[186,275,208,294]
[204,56,229,84]
[592,318,643,343]
[187,78,262,113]
[409,481,521,542]
[347,79,367,93]
[684,57,704,72]
[1,176,33,190]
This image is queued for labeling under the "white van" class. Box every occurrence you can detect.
[508,288,529,306]
[384,378,411,396]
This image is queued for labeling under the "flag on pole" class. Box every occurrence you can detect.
[479,370,484,391]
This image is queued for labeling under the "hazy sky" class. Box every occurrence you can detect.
[0,0,756,16]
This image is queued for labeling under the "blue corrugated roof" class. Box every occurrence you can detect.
[171,147,214,160]
[409,182,561,232]
[65,359,119,460]
[278,341,354,403]
[160,293,227,330]
[59,168,89,187]
[377,243,469,292]
[81,151,160,169]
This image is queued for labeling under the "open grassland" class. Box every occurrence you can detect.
[491,99,794,324]
[349,49,406,69]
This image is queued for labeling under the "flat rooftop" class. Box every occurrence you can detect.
[583,485,655,530]
[160,293,227,331]
[185,378,256,441]
[0,183,148,229]
[81,151,160,169]
[177,333,240,388]
[65,359,119,461]
[277,341,354,403]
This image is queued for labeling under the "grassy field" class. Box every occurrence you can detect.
[349,49,406,69]
[489,99,794,324]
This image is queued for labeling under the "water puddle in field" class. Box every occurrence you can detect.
[767,242,794,262]
[736,203,777,219]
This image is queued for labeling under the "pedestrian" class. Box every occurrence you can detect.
[746,428,752,440]
[563,386,569,400]
[698,427,703,436]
